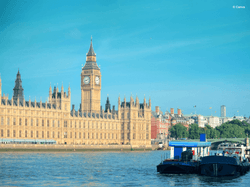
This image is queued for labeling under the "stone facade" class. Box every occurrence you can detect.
[0,39,151,146]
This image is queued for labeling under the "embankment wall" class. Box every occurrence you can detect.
[0,144,152,152]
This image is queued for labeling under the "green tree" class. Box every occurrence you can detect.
[204,125,214,139]
[188,123,200,139]
[216,122,246,138]
[169,123,188,139]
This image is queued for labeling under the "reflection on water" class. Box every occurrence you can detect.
[0,151,250,186]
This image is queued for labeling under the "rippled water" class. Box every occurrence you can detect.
[0,151,250,186]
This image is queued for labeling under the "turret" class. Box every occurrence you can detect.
[49,84,52,102]
[118,95,121,119]
[68,84,71,98]
[50,83,71,111]
[130,94,134,107]
[124,95,126,108]
[143,95,146,106]
[54,86,57,98]
[40,98,42,107]
[149,97,151,109]
[136,95,139,107]
[118,95,121,106]
[61,83,64,98]
[34,97,36,108]
[105,96,111,113]
[13,69,24,102]
[112,105,115,115]
[54,86,58,107]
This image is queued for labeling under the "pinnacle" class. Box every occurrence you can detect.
[87,37,96,56]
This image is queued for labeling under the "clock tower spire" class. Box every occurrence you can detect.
[81,37,101,114]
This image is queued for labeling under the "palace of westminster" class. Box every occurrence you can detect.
[0,39,151,146]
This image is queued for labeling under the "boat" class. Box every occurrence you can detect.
[157,134,211,174]
[157,150,200,174]
[199,143,250,177]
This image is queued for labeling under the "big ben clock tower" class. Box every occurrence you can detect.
[81,37,101,113]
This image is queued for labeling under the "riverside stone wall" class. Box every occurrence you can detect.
[0,144,152,151]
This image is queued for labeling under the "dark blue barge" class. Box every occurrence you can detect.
[199,146,250,177]
[157,134,211,174]
[157,159,199,174]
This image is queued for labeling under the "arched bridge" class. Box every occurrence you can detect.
[171,138,246,150]
[207,138,246,150]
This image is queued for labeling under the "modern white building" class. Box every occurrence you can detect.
[184,114,235,128]
[208,116,221,128]
[221,105,226,117]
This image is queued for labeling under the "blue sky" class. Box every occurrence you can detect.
[0,0,249,117]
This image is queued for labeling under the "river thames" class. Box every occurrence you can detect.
[0,151,250,186]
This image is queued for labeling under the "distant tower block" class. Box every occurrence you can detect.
[221,105,226,117]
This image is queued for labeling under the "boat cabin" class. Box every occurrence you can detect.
[168,134,211,160]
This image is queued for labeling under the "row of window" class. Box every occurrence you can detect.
[0,117,120,130]
[121,123,150,131]
[0,129,120,140]
[0,117,150,131]
[1,109,64,116]
[121,133,149,140]
[1,110,150,120]
[121,112,150,119]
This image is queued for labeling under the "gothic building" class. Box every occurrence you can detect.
[0,39,151,146]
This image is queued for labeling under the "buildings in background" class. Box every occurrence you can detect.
[221,105,226,117]
[0,39,151,146]
[151,105,249,140]
[151,106,190,140]
[151,106,169,139]
[183,114,247,129]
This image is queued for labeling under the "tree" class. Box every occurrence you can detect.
[204,125,214,139]
[188,123,200,139]
[215,122,246,138]
[169,123,188,139]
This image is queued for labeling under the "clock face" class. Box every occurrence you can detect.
[83,76,90,84]
[95,76,100,85]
